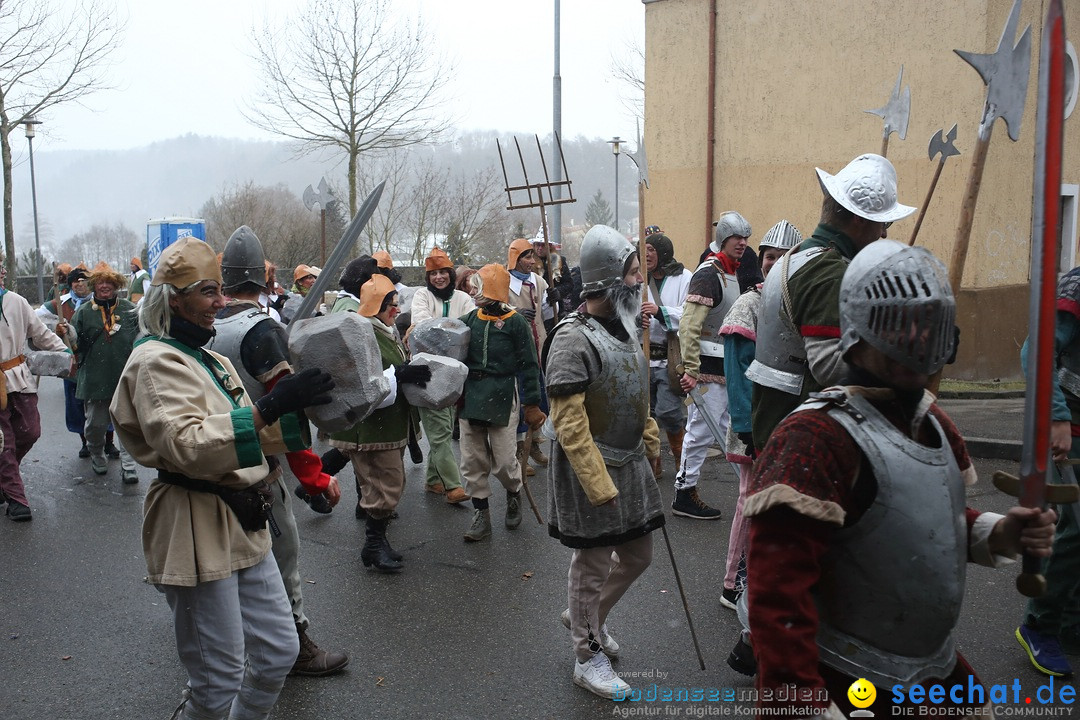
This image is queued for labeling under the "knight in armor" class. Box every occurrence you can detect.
[544,225,663,700]
[457,263,545,541]
[744,240,1055,717]
[747,153,915,450]
[1013,265,1080,677]
[407,246,474,504]
[211,225,350,676]
[640,229,692,481]
[672,210,750,520]
[717,220,801,623]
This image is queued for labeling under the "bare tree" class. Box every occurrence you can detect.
[356,150,411,257]
[611,39,644,124]
[446,166,511,265]
[245,0,452,217]
[402,155,450,264]
[55,221,138,271]
[199,182,320,272]
[0,0,123,279]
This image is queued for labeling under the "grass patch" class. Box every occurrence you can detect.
[939,378,1025,393]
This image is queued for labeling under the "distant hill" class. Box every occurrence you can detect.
[13,130,641,259]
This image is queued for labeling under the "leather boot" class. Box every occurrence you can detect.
[361,517,403,572]
[505,490,522,529]
[382,516,403,561]
[464,508,492,542]
[529,440,549,466]
[667,430,685,468]
[290,624,350,676]
[517,440,535,477]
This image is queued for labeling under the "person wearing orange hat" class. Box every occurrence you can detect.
[507,236,551,478]
[45,262,74,304]
[291,264,320,297]
[70,262,139,482]
[457,263,545,541]
[329,273,430,572]
[129,256,150,304]
[110,236,336,719]
[372,250,406,290]
[408,247,474,503]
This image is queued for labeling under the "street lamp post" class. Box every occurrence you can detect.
[608,136,623,232]
[24,117,43,304]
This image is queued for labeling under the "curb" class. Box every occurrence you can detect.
[964,437,1022,462]
[938,390,1025,400]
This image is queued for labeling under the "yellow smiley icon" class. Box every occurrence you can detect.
[848,678,877,709]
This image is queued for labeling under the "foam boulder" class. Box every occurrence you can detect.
[401,353,468,410]
[409,317,471,363]
[26,350,72,378]
[288,312,389,432]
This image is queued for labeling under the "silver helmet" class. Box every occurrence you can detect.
[579,225,636,295]
[816,154,916,223]
[220,225,266,290]
[709,211,752,254]
[839,239,956,376]
[759,220,802,251]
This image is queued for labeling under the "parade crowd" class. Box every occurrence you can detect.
[0,152,1074,719]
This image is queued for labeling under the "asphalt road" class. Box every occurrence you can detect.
[0,378,1075,719]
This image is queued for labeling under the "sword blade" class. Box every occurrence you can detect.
[688,386,726,446]
[1017,0,1065,597]
[286,181,386,335]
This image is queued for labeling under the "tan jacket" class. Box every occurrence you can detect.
[111,338,305,586]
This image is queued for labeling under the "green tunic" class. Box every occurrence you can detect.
[71,297,139,402]
[751,223,856,447]
[329,315,419,450]
[459,307,540,426]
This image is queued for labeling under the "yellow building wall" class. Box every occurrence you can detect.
[643,0,1080,380]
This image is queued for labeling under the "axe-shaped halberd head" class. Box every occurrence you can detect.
[954,0,1031,141]
[303,177,331,211]
[928,124,961,161]
[865,66,911,141]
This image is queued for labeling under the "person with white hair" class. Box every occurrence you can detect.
[110,236,334,720]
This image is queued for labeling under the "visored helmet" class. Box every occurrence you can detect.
[220,225,266,290]
[579,225,635,294]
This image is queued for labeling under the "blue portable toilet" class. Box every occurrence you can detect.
[146,217,207,279]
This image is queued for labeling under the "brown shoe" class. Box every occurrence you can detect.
[650,454,662,479]
[290,627,350,677]
[445,487,469,504]
[529,441,549,466]
[425,482,445,495]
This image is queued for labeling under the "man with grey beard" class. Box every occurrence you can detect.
[543,225,664,700]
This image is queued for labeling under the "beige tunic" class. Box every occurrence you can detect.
[0,290,69,393]
[111,338,299,586]
[508,271,549,362]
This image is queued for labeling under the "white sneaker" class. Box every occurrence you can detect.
[573,651,630,700]
[560,608,620,658]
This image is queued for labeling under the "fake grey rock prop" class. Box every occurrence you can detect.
[401,353,468,410]
[26,350,72,378]
[288,312,389,432]
[409,317,471,363]
[280,294,303,324]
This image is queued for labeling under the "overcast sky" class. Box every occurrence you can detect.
[41,0,645,152]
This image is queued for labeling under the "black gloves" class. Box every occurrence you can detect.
[255,368,334,425]
[518,307,536,322]
[270,294,288,312]
[395,362,432,387]
[546,287,561,307]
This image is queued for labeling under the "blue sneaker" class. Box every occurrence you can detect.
[1017,624,1074,677]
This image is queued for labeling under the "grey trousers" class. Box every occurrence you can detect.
[269,470,308,630]
[162,553,298,720]
[567,533,653,662]
[83,399,135,472]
